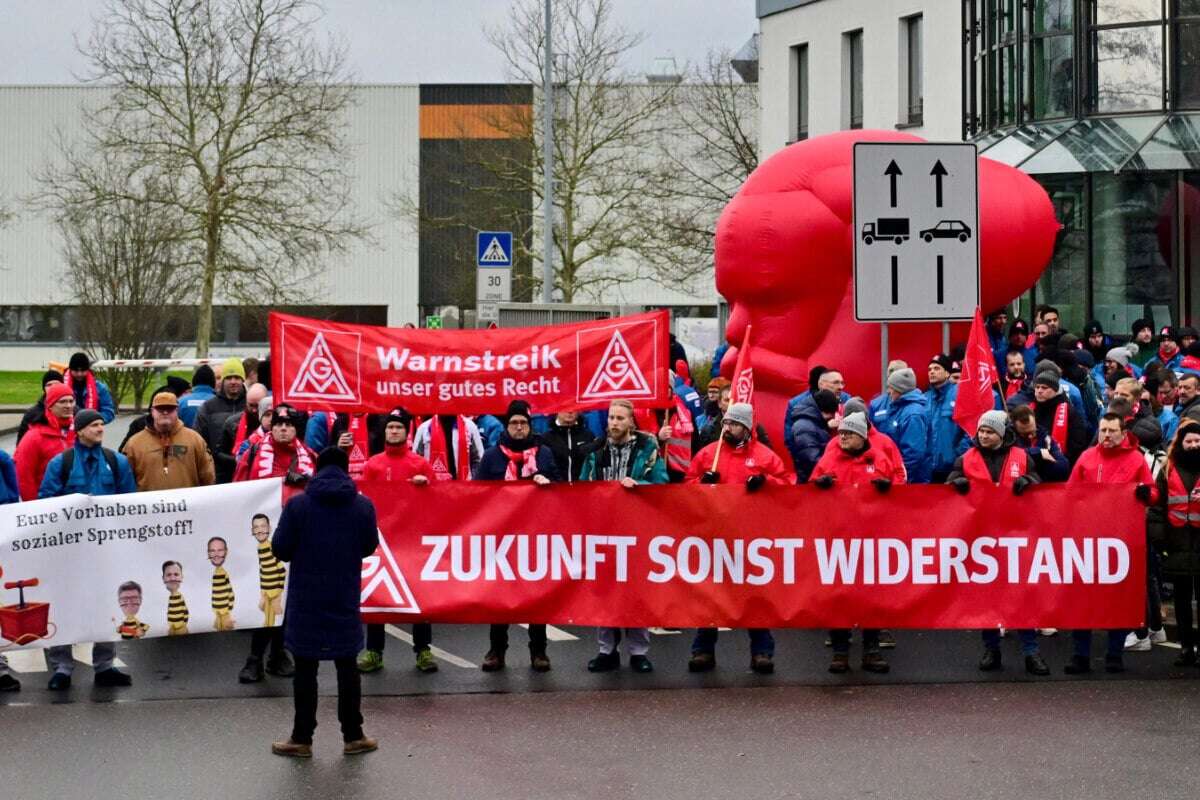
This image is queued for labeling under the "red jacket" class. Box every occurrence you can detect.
[1068,434,1158,501]
[14,418,72,500]
[686,437,794,485]
[820,429,907,482]
[233,438,316,503]
[362,444,436,483]
[811,441,907,486]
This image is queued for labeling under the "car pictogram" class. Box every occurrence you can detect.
[919,220,972,243]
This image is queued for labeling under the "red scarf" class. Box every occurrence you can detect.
[49,413,76,448]
[1005,379,1025,401]
[499,444,541,481]
[252,437,314,480]
[233,412,252,453]
[67,372,100,411]
[428,416,470,481]
[346,413,370,480]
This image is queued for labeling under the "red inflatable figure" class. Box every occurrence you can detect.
[715,130,1059,455]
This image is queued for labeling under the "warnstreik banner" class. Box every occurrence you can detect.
[269,309,671,415]
[360,482,1146,629]
[0,481,283,651]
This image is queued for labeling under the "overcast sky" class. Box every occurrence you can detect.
[0,1,758,84]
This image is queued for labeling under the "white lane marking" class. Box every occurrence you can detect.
[384,625,477,669]
[520,623,579,642]
[649,627,682,635]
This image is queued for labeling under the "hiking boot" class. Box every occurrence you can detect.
[343,736,378,756]
[238,656,264,684]
[481,650,506,672]
[530,652,552,673]
[688,652,716,672]
[1174,647,1197,667]
[94,668,132,687]
[828,652,850,674]
[1025,654,1050,676]
[357,649,384,673]
[978,649,1003,672]
[265,650,295,678]
[629,654,653,673]
[587,651,620,672]
[414,648,438,673]
[861,650,890,674]
[47,672,71,691]
[0,674,19,692]
[750,653,775,675]
[271,739,312,759]
[1104,654,1125,674]
[1063,655,1091,675]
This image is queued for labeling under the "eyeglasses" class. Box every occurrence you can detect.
[153,406,177,413]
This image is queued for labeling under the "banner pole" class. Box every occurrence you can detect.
[880,322,889,396]
[942,321,950,354]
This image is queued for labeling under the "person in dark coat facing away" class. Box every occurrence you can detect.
[270,447,380,759]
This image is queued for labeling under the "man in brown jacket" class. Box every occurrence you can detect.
[122,392,216,491]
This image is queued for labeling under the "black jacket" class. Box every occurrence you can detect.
[1033,393,1090,464]
[946,429,1041,485]
[540,420,596,483]
[194,390,246,455]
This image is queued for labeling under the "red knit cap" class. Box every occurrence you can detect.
[45,382,73,408]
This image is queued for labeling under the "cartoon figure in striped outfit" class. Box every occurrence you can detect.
[207,537,236,631]
[115,581,149,639]
[162,561,188,636]
[251,514,286,627]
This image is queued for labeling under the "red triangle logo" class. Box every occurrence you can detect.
[581,329,652,400]
[360,530,420,613]
[289,331,358,402]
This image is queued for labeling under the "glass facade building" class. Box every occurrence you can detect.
[963,0,1200,334]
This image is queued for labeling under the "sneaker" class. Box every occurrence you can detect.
[877,630,896,649]
[587,651,620,673]
[750,653,774,675]
[357,649,384,674]
[629,654,653,673]
[47,672,71,691]
[828,653,850,674]
[530,652,552,673]
[688,652,716,672]
[1174,648,1197,667]
[481,650,506,672]
[1025,654,1050,676]
[238,656,264,684]
[343,736,378,756]
[94,668,132,687]
[1123,632,1151,652]
[978,649,1003,672]
[0,674,19,692]
[1149,628,1168,644]
[861,651,889,674]
[1037,628,1058,636]
[271,739,312,759]
[265,651,295,678]
[414,649,438,673]
[1104,654,1125,673]
[1063,655,1091,675]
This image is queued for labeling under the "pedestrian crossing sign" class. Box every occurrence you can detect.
[476,231,513,268]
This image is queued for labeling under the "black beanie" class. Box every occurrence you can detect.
[808,365,828,390]
[929,353,955,372]
[505,399,532,423]
[165,376,191,396]
[74,409,103,432]
[192,365,216,388]
[316,446,349,473]
[41,370,63,387]
[68,352,90,371]
[813,389,839,414]
[385,410,410,429]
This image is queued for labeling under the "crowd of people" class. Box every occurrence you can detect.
[0,308,1196,747]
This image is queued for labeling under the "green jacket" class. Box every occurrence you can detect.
[579,432,668,484]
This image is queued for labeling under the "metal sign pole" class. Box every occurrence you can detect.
[881,322,889,396]
[942,321,950,354]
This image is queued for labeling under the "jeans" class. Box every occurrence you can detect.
[291,656,363,745]
[45,643,115,675]
[981,628,1039,656]
[489,624,547,654]
[691,628,774,657]
[1071,629,1127,659]
[1166,573,1198,650]
[250,626,285,659]
[830,629,879,654]
[365,622,432,653]
[596,627,650,656]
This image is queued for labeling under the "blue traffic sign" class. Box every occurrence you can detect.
[476,231,513,268]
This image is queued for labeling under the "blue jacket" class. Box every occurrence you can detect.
[72,377,116,424]
[674,377,706,430]
[785,390,850,454]
[988,328,1008,375]
[925,382,969,476]
[0,450,19,505]
[477,415,505,448]
[38,441,137,498]
[474,434,559,481]
[303,412,334,452]
[273,466,379,660]
[786,394,832,484]
[711,342,730,380]
[879,389,932,484]
[1161,407,1181,446]
[178,385,215,428]
[1147,352,1183,373]
[868,393,890,428]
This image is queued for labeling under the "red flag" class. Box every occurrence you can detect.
[953,308,999,436]
[730,325,754,404]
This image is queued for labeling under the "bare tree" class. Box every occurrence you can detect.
[67,0,366,355]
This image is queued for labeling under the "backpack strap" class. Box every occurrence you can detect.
[58,449,75,486]
[100,447,119,479]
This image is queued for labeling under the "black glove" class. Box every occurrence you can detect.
[813,474,835,490]
[283,470,309,487]
[1011,475,1033,496]
[950,477,970,495]
[871,477,892,493]
[699,471,720,484]
[745,474,766,492]
[1135,483,1153,503]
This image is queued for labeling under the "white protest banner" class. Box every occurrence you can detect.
[0,480,283,651]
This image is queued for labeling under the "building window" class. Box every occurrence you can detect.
[1029,0,1075,119]
[1034,175,1090,334]
[792,44,809,140]
[847,30,864,129]
[905,15,924,124]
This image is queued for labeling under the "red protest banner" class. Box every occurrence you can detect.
[359,482,1146,629]
[270,310,670,415]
